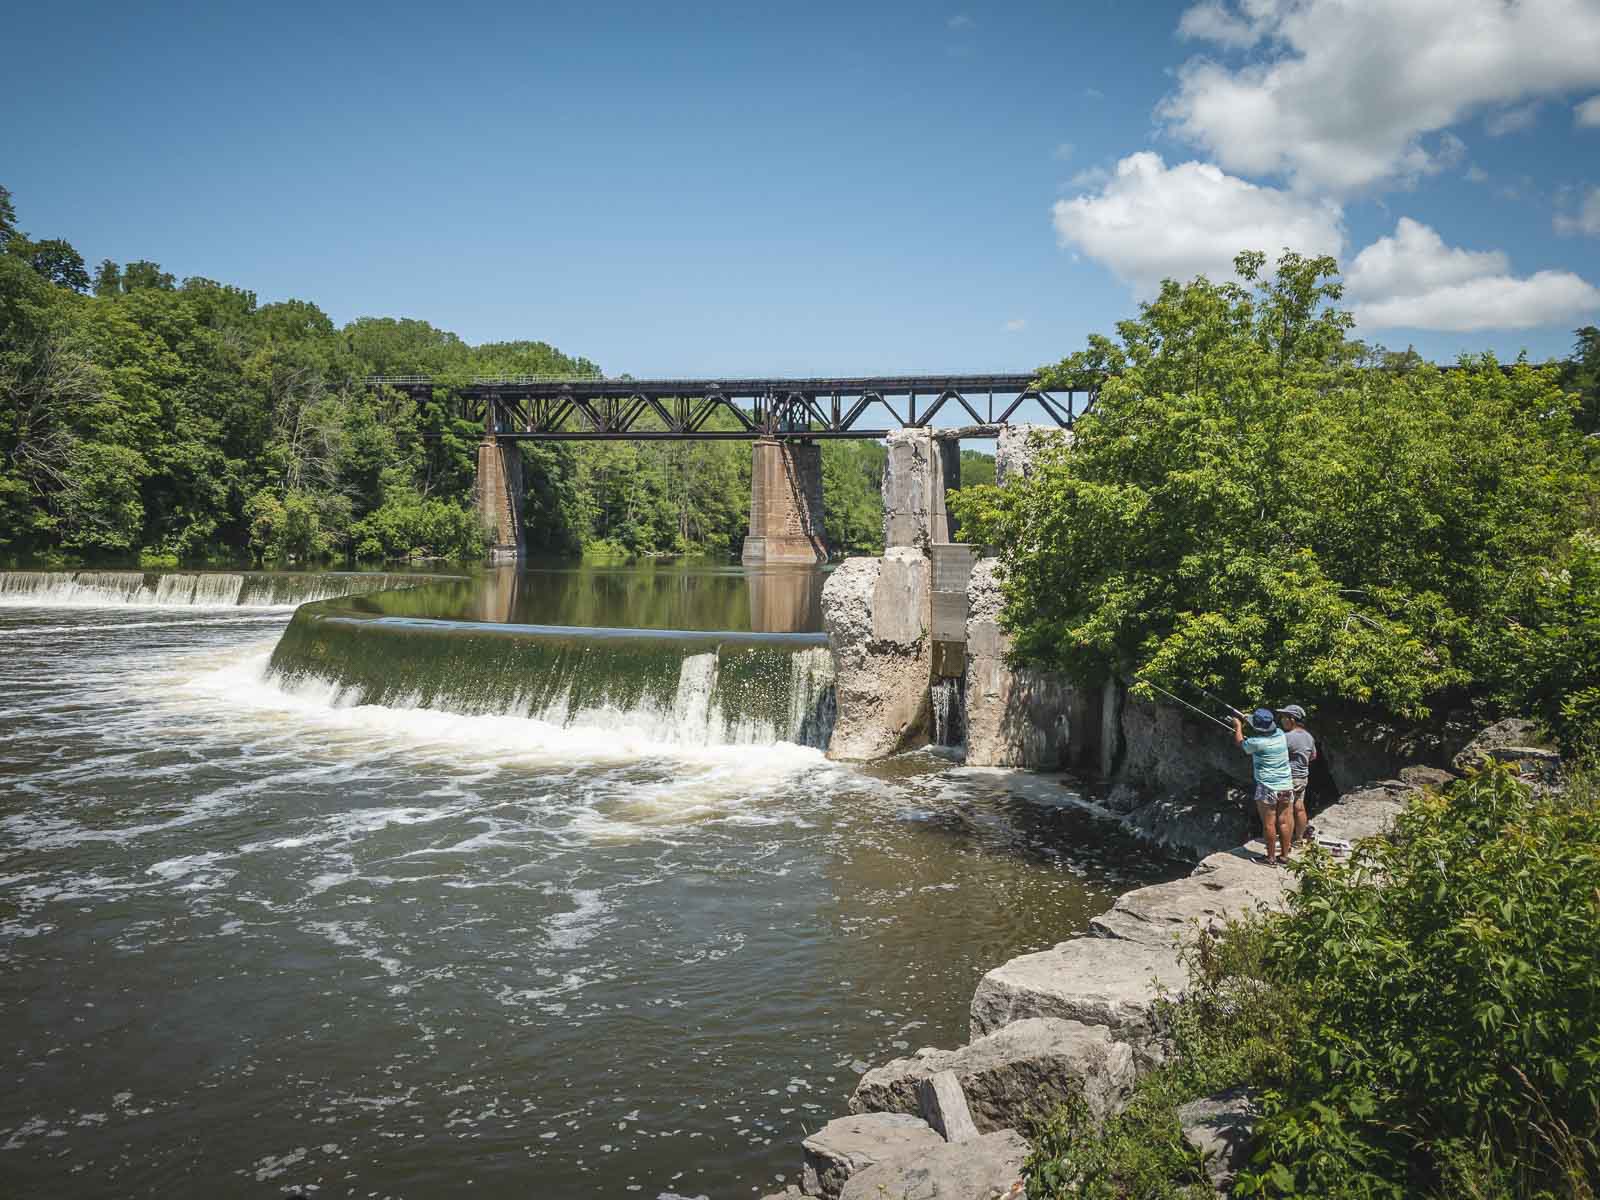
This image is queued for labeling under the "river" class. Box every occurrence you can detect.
[0,565,1175,1198]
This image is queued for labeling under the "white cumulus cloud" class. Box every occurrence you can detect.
[1577,95,1600,126]
[1162,0,1600,192]
[1346,217,1600,330]
[1005,318,1027,332]
[1556,186,1600,236]
[1051,152,1345,296]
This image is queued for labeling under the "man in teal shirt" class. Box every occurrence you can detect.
[1234,707,1294,866]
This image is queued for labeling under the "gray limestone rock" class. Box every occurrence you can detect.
[1311,783,1410,845]
[838,1128,1030,1200]
[1117,788,1254,863]
[995,424,1071,485]
[850,1017,1137,1132]
[1178,1086,1261,1195]
[1451,717,1562,780]
[1089,863,1293,947]
[970,937,1187,1040]
[963,558,1080,768]
[801,1113,945,1200]
[823,552,933,760]
[760,1189,806,1200]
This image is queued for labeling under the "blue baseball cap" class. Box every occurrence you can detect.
[1250,708,1278,732]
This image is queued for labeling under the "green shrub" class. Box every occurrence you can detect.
[1237,764,1600,1198]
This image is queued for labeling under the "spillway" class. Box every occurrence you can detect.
[267,602,837,748]
[0,568,439,608]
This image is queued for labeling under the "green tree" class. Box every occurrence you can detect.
[950,250,1596,726]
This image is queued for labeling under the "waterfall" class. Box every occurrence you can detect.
[931,676,965,747]
[0,570,438,609]
[266,608,837,749]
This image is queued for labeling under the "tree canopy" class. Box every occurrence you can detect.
[951,250,1600,747]
[0,184,888,567]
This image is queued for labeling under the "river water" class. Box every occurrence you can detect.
[0,565,1176,1199]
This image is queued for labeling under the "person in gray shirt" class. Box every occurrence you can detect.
[1277,705,1316,849]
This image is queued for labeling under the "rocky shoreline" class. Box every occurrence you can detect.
[759,720,1557,1199]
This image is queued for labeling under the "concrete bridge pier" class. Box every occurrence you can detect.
[742,438,828,565]
[475,436,525,563]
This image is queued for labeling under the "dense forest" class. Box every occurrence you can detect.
[0,184,900,567]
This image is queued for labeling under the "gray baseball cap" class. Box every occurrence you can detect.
[1275,704,1307,721]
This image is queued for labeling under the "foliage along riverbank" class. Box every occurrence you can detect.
[951,250,1600,755]
[1023,761,1600,1200]
[0,184,904,568]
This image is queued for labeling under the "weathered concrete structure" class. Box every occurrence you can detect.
[882,428,959,550]
[742,438,828,565]
[474,437,524,563]
[962,558,1088,768]
[823,551,933,760]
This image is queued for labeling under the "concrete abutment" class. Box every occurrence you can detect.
[475,437,525,564]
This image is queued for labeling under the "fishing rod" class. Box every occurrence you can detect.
[1141,681,1234,730]
[1182,680,1250,722]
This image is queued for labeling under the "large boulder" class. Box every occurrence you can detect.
[823,551,933,759]
[837,1128,1030,1200]
[801,1113,945,1199]
[1178,1086,1261,1195]
[1116,788,1255,863]
[970,937,1186,1040]
[1089,860,1293,947]
[1451,717,1562,781]
[963,558,1081,768]
[850,1017,1137,1132]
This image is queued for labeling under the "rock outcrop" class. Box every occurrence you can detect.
[801,1113,945,1199]
[963,558,1084,768]
[1452,716,1562,781]
[823,551,933,759]
[1178,1086,1261,1195]
[970,937,1187,1040]
[1089,852,1293,947]
[850,1017,1137,1132]
[837,1128,1029,1200]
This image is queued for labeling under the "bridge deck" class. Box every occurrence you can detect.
[366,374,1092,440]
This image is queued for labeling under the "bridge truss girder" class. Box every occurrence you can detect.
[368,375,1095,441]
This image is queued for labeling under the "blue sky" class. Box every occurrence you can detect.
[6,0,1600,377]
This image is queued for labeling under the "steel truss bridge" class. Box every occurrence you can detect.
[365,374,1095,440]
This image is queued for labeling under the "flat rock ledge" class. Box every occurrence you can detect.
[801,1113,945,1199]
[849,1017,1138,1132]
[970,937,1187,1041]
[1089,856,1295,947]
[838,1128,1030,1200]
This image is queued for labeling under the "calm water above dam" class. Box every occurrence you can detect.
[0,565,1176,1199]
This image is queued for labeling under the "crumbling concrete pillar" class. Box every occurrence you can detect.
[475,437,524,563]
[962,557,1081,768]
[743,438,828,564]
[822,549,933,759]
[995,424,1072,486]
[883,428,960,549]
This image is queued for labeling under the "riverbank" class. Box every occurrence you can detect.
[760,720,1563,1199]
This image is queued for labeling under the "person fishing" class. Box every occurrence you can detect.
[1276,705,1316,849]
[1235,707,1295,867]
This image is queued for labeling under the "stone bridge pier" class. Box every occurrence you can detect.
[742,438,828,565]
[475,436,525,563]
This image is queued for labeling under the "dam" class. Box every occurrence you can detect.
[0,554,1176,1199]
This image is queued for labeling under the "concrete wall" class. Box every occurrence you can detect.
[743,438,828,564]
[822,550,934,760]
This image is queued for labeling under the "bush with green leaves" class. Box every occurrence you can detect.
[1026,764,1600,1200]
[950,251,1600,744]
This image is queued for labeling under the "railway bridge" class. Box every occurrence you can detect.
[368,374,1094,563]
